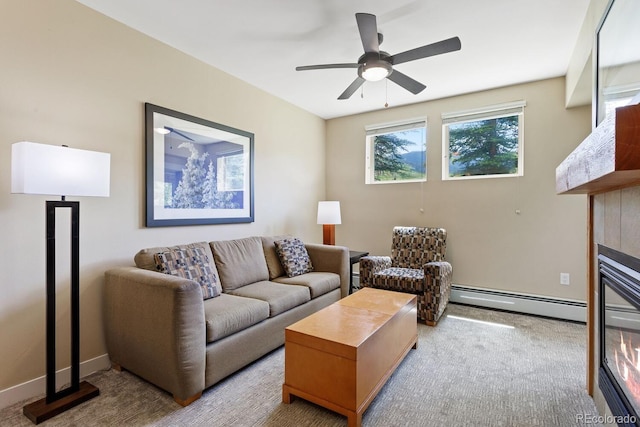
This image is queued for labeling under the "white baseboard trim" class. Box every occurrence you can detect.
[450,284,587,322]
[0,353,111,410]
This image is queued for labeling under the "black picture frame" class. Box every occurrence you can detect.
[145,103,254,227]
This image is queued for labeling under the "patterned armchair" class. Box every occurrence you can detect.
[359,226,452,326]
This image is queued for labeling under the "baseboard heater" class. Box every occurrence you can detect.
[450,284,586,323]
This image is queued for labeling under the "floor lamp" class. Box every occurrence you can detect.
[11,141,110,424]
[317,201,341,245]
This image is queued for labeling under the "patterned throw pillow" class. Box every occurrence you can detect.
[154,247,220,299]
[274,238,314,278]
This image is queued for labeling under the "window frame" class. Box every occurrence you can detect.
[364,118,427,185]
[441,101,526,181]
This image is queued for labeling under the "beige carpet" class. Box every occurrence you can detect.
[1,304,601,426]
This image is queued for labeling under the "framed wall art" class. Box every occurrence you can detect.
[145,103,254,227]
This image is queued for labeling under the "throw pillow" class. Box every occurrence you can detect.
[154,247,220,299]
[274,237,313,278]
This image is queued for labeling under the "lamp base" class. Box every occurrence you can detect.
[23,381,99,424]
[322,224,336,245]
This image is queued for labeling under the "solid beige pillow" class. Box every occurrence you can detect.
[261,235,291,279]
[210,237,269,291]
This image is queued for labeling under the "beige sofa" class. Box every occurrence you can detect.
[104,236,349,406]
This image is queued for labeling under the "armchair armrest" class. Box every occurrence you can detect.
[359,256,392,288]
[305,243,350,297]
[424,261,452,278]
[104,267,206,402]
[424,261,453,324]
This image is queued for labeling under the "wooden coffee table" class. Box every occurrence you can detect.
[282,288,417,427]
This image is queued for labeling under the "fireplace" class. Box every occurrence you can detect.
[599,245,640,426]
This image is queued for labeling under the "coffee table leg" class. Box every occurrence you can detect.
[282,385,292,404]
[347,410,362,427]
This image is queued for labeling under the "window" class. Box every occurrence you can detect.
[365,118,427,184]
[217,152,244,191]
[442,101,525,180]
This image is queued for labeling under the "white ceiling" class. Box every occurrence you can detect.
[75,0,590,119]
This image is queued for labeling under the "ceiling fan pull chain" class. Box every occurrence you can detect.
[385,79,389,108]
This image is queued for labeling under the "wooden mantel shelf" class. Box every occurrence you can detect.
[556,103,640,195]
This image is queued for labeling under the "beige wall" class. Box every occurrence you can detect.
[0,0,326,391]
[326,77,591,301]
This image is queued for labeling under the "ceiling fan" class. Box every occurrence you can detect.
[296,13,461,100]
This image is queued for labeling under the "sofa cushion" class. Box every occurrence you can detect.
[273,272,340,299]
[211,237,269,291]
[154,247,221,299]
[227,281,310,317]
[275,237,314,277]
[261,235,291,279]
[203,293,270,343]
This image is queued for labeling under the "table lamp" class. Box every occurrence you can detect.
[11,141,110,424]
[317,201,341,245]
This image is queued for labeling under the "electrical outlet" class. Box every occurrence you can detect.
[560,273,570,285]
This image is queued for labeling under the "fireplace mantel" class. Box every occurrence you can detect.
[556,103,640,195]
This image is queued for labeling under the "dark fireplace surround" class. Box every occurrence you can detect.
[599,245,640,426]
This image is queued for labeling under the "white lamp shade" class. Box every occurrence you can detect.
[317,201,341,225]
[11,141,110,197]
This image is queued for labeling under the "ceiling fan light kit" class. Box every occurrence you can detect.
[359,59,392,82]
[296,12,461,100]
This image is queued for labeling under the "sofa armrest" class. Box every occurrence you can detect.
[305,244,350,298]
[359,256,392,289]
[104,267,206,402]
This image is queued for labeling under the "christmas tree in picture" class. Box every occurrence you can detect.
[203,158,237,209]
[172,142,238,209]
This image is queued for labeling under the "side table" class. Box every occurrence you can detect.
[349,250,369,294]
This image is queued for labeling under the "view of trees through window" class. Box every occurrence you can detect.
[366,106,523,183]
[447,115,520,178]
[367,126,426,183]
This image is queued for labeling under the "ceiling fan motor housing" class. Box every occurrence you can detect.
[357,52,393,81]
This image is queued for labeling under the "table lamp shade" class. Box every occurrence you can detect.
[12,141,110,197]
[317,201,341,225]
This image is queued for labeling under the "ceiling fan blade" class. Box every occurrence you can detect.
[390,36,461,65]
[356,13,379,53]
[387,70,426,95]
[166,127,194,141]
[296,63,359,71]
[338,77,366,100]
